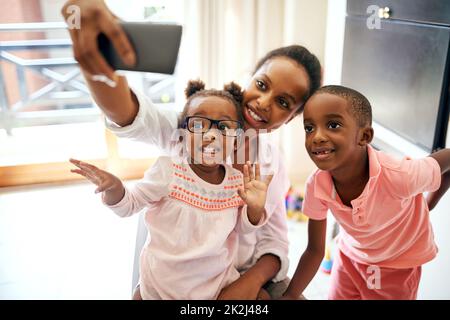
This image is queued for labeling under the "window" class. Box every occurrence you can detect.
[0,0,183,186]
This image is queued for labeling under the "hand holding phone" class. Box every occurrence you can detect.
[98,22,182,74]
[62,0,136,79]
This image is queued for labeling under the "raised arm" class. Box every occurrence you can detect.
[62,0,179,151]
[70,157,172,217]
[427,148,450,210]
[84,73,140,127]
[61,0,139,126]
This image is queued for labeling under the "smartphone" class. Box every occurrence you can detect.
[98,22,182,74]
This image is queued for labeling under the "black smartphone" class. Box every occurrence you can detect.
[98,22,182,74]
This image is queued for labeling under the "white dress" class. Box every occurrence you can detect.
[106,156,267,299]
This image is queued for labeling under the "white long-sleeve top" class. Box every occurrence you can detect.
[105,89,290,282]
[106,156,266,299]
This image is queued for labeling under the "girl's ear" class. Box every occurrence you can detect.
[358,126,374,146]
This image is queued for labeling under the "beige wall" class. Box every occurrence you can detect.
[280,0,328,189]
[283,0,327,63]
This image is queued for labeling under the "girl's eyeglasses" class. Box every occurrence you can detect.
[183,116,243,137]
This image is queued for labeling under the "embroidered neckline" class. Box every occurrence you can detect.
[169,162,244,211]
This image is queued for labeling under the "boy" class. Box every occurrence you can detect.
[283,85,450,300]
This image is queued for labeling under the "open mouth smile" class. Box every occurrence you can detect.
[198,144,222,157]
[311,148,335,160]
[244,105,268,125]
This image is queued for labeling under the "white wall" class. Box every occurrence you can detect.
[280,0,328,188]
[323,0,346,85]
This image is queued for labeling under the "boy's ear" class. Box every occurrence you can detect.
[358,126,374,146]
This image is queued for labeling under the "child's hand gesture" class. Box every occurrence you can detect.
[69,158,125,205]
[238,161,273,225]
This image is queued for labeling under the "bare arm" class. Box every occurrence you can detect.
[61,0,139,126]
[83,72,139,126]
[219,200,290,300]
[282,218,327,299]
[218,162,279,300]
[427,148,450,210]
[217,254,280,300]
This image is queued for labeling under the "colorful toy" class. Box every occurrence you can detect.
[285,186,308,222]
[321,246,333,274]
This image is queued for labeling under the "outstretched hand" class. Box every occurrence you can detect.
[237,161,273,224]
[69,158,124,205]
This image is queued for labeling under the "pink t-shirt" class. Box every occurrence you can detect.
[302,145,441,268]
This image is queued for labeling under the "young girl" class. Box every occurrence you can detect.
[62,0,322,300]
[70,80,273,300]
[283,85,450,300]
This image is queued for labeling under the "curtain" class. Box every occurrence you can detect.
[176,0,285,90]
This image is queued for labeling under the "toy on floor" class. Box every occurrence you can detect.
[321,221,339,274]
[285,186,308,222]
[321,246,333,274]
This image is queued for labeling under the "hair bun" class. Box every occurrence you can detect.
[224,82,243,104]
[185,79,205,98]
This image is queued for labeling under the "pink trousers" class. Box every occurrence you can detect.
[328,250,422,300]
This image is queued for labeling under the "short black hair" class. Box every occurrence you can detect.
[179,79,244,128]
[315,85,372,127]
[253,45,322,113]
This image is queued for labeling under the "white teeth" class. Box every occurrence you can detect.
[248,108,263,122]
[314,150,332,155]
[203,147,216,153]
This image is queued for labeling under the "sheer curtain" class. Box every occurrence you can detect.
[176,0,285,90]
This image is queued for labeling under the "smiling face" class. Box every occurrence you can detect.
[303,93,373,174]
[242,57,310,131]
[184,96,239,167]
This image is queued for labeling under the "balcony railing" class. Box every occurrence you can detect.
[0,22,99,135]
[0,22,177,136]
